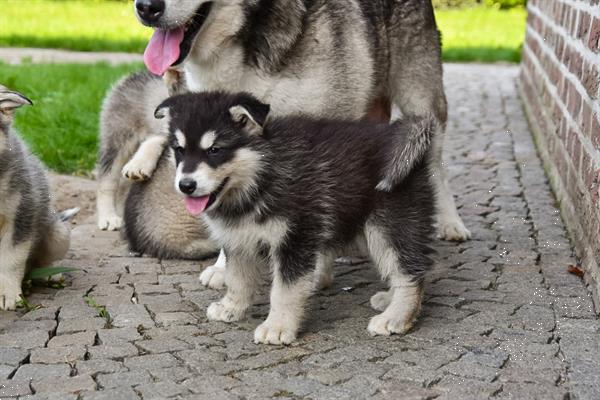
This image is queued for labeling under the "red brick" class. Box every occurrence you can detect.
[567,84,582,116]
[582,63,600,99]
[589,17,600,52]
[578,11,591,41]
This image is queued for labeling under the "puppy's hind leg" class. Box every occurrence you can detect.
[364,219,429,336]
[97,163,126,231]
[34,220,70,267]
[314,251,335,290]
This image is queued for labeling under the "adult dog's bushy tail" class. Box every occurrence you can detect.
[376,116,436,192]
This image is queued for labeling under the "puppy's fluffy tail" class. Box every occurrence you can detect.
[376,116,436,192]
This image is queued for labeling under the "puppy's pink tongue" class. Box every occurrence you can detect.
[185,196,210,216]
[144,28,185,76]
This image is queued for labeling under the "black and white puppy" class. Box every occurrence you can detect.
[158,92,435,344]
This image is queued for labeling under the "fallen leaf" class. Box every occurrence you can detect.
[567,265,584,278]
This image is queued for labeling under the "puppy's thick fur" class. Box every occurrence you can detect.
[0,86,71,310]
[162,91,435,344]
[97,0,470,262]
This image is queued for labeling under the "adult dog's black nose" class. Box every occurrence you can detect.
[136,0,165,24]
[179,179,197,195]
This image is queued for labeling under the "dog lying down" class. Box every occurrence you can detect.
[157,91,436,344]
[0,85,73,310]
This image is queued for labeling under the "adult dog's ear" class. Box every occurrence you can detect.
[0,88,32,116]
[154,99,172,119]
[229,98,270,136]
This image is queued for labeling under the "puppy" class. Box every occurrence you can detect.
[159,91,435,344]
[0,85,71,310]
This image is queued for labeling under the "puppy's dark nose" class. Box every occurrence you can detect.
[136,0,165,24]
[179,179,197,195]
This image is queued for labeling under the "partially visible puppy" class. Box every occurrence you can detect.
[160,92,436,344]
[0,85,71,310]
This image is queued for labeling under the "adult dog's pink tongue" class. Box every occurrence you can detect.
[185,196,210,216]
[144,28,185,76]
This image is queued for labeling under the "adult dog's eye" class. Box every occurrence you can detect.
[207,146,221,155]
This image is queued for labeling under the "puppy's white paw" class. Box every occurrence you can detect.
[206,300,246,322]
[97,215,123,231]
[437,217,471,242]
[0,279,23,311]
[199,265,226,289]
[254,319,297,345]
[314,269,333,290]
[122,158,155,181]
[367,313,413,336]
[370,291,392,311]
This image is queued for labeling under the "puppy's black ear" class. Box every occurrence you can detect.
[154,99,172,119]
[229,98,270,136]
[0,89,32,115]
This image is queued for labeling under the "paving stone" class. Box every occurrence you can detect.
[97,327,142,345]
[31,375,96,394]
[154,312,198,326]
[1,320,57,335]
[124,353,179,370]
[87,343,139,360]
[0,364,16,379]
[136,338,191,353]
[30,346,86,364]
[0,379,32,397]
[135,380,189,399]
[56,317,107,334]
[13,363,71,381]
[76,359,126,376]
[96,370,152,389]
[80,387,140,400]
[0,347,29,366]
[20,307,59,321]
[107,305,154,329]
[47,331,96,347]
[0,330,49,349]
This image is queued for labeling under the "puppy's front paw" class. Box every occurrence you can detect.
[437,217,471,242]
[122,158,155,181]
[0,279,23,311]
[254,319,297,345]
[367,313,413,336]
[199,265,226,289]
[97,215,123,231]
[206,299,247,322]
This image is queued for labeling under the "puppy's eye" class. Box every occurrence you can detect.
[207,146,220,155]
[174,146,184,156]
[238,115,248,125]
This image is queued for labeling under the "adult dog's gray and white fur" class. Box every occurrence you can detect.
[160,91,435,344]
[0,85,71,310]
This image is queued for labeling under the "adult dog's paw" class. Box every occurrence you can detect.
[367,313,412,336]
[254,319,297,345]
[0,279,23,311]
[97,215,123,231]
[199,265,226,289]
[206,300,246,322]
[122,158,154,181]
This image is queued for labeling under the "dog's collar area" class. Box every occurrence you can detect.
[174,2,213,66]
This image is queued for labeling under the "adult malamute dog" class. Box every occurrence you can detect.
[96,0,470,260]
[0,86,71,310]
[159,91,435,344]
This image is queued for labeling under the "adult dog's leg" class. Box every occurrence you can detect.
[388,5,470,241]
[122,135,167,181]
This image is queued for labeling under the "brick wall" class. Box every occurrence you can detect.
[519,0,600,304]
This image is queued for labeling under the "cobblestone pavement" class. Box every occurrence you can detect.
[1,64,599,399]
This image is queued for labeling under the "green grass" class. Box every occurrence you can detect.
[0,0,151,53]
[436,6,527,63]
[1,62,143,175]
[1,1,527,63]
